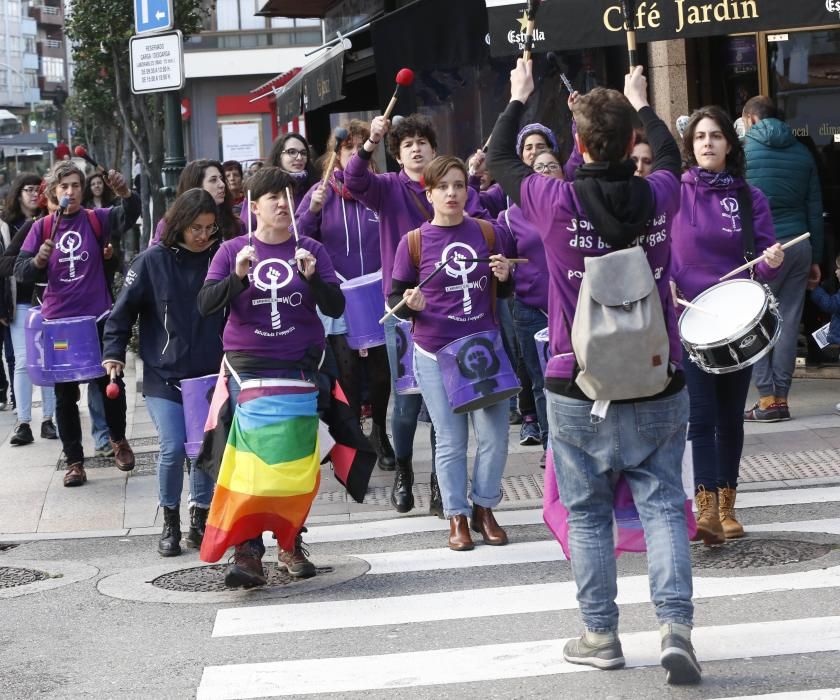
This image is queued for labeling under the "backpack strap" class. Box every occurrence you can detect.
[40,214,54,244]
[471,217,498,320]
[736,186,755,269]
[85,209,103,241]
[407,227,422,270]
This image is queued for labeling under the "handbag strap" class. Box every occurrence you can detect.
[737,186,755,262]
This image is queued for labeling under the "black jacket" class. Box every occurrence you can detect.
[102,242,225,403]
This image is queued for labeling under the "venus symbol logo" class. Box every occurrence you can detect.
[251,258,300,330]
[56,230,89,280]
[721,196,741,233]
[441,242,485,315]
[455,336,500,398]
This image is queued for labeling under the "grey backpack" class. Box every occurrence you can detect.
[571,245,670,401]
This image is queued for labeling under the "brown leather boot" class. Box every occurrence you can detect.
[718,487,745,539]
[63,462,87,487]
[448,515,474,551]
[471,504,509,546]
[692,486,725,545]
[110,438,135,472]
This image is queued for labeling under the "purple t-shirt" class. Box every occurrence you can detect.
[22,208,112,320]
[497,204,548,311]
[205,235,338,360]
[519,171,682,380]
[392,218,503,354]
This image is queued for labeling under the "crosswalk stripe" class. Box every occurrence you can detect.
[295,485,840,545]
[211,564,840,638]
[197,616,840,699]
[707,691,840,700]
[364,539,564,575]
[749,518,840,535]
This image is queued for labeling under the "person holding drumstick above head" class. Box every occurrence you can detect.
[388,155,514,551]
[671,106,783,544]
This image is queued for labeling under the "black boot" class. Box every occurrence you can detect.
[158,506,181,557]
[183,505,208,549]
[391,458,414,513]
[370,423,396,471]
[429,472,444,518]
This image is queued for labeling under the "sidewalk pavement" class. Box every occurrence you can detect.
[2,356,840,543]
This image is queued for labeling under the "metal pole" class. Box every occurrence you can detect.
[161,90,185,200]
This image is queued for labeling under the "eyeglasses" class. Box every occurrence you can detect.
[21,186,40,194]
[281,148,308,160]
[189,224,219,236]
[533,162,561,173]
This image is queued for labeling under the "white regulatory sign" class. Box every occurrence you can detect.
[129,30,184,94]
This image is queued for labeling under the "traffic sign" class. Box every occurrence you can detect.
[134,0,173,35]
[129,31,184,94]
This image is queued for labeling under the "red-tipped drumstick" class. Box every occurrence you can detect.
[74,145,112,184]
[383,68,414,121]
[106,368,120,399]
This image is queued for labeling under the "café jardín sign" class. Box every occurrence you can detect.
[486,0,840,55]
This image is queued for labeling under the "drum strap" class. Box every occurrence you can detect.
[737,187,756,272]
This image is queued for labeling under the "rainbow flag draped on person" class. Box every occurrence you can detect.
[200,381,320,562]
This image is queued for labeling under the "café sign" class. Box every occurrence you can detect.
[486,0,840,55]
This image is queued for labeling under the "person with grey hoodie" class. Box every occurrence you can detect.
[741,96,825,423]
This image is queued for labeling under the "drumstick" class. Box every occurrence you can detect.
[321,127,349,187]
[105,367,120,399]
[676,298,717,316]
[379,256,456,325]
[383,69,415,121]
[285,187,300,244]
[461,257,529,264]
[719,232,810,281]
[619,0,639,68]
[522,0,541,62]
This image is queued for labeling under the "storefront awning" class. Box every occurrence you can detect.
[256,0,334,17]
[269,41,347,122]
[486,0,840,56]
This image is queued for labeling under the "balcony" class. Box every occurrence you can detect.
[29,4,64,25]
[37,38,64,58]
[38,75,65,93]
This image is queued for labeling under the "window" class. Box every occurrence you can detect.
[41,56,64,82]
[216,0,239,30]
[25,36,36,53]
[238,0,264,30]
[8,0,21,16]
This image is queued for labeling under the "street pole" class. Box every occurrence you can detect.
[161,90,185,200]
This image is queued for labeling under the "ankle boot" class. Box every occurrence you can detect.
[158,506,182,557]
[471,504,508,545]
[391,457,414,513]
[429,472,444,518]
[692,486,725,546]
[183,505,209,549]
[718,487,745,539]
[370,423,396,471]
[448,515,474,551]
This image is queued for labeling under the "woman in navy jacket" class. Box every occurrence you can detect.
[102,188,226,557]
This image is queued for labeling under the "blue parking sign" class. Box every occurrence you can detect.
[134,0,174,35]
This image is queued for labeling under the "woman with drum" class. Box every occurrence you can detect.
[197,166,343,588]
[295,120,395,470]
[671,106,784,544]
[389,156,515,551]
[102,189,225,557]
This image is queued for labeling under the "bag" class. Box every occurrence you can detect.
[571,245,670,401]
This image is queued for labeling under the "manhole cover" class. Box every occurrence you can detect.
[0,566,48,589]
[152,562,335,592]
[691,538,832,569]
[0,544,20,552]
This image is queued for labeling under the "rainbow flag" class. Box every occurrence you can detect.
[200,382,320,562]
[53,340,69,351]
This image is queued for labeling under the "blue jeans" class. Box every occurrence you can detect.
[414,349,508,517]
[384,313,423,460]
[684,358,752,490]
[546,388,693,631]
[513,299,549,446]
[145,395,215,509]
[10,304,56,424]
[87,381,111,450]
[498,299,519,412]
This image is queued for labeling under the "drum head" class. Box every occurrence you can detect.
[679,280,767,346]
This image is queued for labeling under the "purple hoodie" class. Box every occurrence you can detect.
[343,152,490,296]
[295,172,381,281]
[519,170,682,381]
[497,204,548,311]
[671,167,779,302]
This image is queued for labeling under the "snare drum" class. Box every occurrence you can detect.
[534,327,550,376]
[340,271,386,350]
[42,315,104,383]
[394,319,420,395]
[436,330,521,414]
[679,279,781,374]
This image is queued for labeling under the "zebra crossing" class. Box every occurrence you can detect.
[196,484,840,700]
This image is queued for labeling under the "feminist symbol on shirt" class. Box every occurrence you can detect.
[56,230,90,280]
[455,336,500,397]
[441,242,484,316]
[720,196,741,234]
[251,258,300,330]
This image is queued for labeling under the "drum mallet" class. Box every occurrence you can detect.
[522,0,541,62]
[379,255,457,325]
[383,69,415,121]
[719,232,810,281]
[48,196,71,241]
[619,0,639,68]
[321,127,350,187]
[74,145,112,185]
[106,368,121,399]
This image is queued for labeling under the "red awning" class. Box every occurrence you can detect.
[250,66,302,96]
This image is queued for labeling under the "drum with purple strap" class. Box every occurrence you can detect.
[41,315,104,383]
[181,374,218,458]
[534,327,550,375]
[25,306,54,387]
[437,330,521,414]
[340,271,386,350]
[394,319,420,395]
